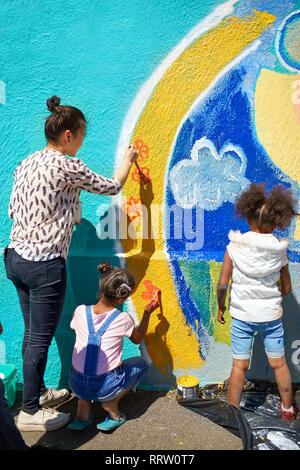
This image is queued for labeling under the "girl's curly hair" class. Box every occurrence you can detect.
[235,183,298,231]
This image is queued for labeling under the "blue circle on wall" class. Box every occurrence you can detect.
[277,10,300,72]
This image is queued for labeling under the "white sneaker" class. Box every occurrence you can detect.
[17,408,70,432]
[39,388,70,407]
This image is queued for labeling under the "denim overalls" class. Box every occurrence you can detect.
[83,306,122,376]
[69,306,149,402]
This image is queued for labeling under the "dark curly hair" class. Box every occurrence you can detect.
[45,95,86,143]
[97,261,135,301]
[235,183,298,231]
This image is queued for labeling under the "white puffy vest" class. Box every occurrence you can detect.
[227,230,289,322]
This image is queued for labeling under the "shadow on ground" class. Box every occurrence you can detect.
[12,389,167,450]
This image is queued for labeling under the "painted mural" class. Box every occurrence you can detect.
[114,0,300,388]
[1,0,300,391]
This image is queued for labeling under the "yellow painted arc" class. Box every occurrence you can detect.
[254,68,300,237]
[121,12,277,373]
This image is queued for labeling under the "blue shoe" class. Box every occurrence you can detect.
[97,413,126,431]
[67,415,94,431]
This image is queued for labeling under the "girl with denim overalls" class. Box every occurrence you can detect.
[68,261,160,431]
[217,183,298,420]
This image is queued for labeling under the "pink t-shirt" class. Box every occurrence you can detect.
[70,304,136,375]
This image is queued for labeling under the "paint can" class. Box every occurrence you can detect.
[177,375,199,399]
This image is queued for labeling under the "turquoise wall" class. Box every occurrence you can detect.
[2,0,300,391]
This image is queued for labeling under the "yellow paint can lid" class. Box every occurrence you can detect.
[177,375,199,387]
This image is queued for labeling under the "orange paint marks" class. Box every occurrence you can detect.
[130,138,152,186]
[131,164,152,185]
[142,280,160,301]
[123,196,143,224]
[135,139,150,162]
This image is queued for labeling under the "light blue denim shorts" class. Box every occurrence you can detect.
[230,317,285,360]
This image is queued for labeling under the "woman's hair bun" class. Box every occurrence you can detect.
[46,95,61,112]
[97,261,112,275]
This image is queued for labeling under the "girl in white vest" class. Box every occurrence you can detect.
[217,183,298,420]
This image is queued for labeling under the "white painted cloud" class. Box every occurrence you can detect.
[169,137,249,211]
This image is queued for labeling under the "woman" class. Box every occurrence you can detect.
[4,96,138,431]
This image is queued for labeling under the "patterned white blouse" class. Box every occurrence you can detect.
[8,149,122,261]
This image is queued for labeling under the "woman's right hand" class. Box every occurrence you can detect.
[114,144,139,188]
[124,144,139,164]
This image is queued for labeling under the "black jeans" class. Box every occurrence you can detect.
[4,248,67,414]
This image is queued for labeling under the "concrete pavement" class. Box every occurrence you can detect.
[12,389,243,451]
